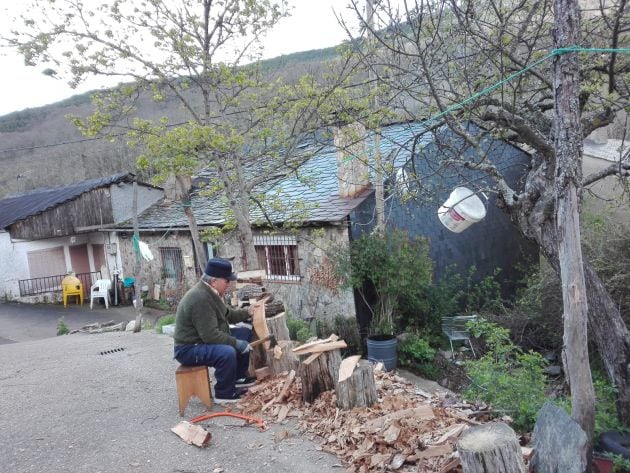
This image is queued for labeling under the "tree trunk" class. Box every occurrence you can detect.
[266,312,290,341]
[553,0,595,451]
[457,422,526,473]
[583,264,630,420]
[131,180,143,333]
[183,200,206,274]
[231,198,259,271]
[298,349,342,403]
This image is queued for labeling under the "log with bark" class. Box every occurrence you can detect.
[336,358,377,410]
[298,349,342,403]
[267,340,299,375]
[456,422,526,473]
[265,312,290,341]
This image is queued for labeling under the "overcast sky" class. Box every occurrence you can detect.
[0,0,362,117]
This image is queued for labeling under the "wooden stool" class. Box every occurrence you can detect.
[175,365,212,416]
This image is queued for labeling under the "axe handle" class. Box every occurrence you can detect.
[250,336,271,348]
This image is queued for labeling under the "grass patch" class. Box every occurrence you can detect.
[154,315,176,334]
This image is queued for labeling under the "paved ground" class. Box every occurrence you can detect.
[0,301,168,344]
[0,301,449,473]
[0,302,346,473]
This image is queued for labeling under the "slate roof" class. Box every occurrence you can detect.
[133,121,428,229]
[0,173,142,230]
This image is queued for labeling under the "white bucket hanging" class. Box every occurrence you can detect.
[437,187,487,233]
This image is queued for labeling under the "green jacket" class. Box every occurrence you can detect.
[174,281,250,346]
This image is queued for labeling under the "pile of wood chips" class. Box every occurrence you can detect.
[238,365,494,473]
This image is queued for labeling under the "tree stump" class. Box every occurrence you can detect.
[457,422,526,473]
[267,340,299,375]
[298,349,342,403]
[336,359,377,409]
[265,312,290,341]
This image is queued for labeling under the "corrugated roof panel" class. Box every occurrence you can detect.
[0,173,135,229]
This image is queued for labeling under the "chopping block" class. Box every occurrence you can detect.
[176,365,212,416]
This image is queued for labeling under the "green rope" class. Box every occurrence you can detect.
[420,46,630,127]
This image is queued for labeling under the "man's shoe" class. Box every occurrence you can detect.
[235,376,256,388]
[215,390,244,404]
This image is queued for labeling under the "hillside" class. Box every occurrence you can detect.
[0,46,339,198]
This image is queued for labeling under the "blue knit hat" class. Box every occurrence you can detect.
[204,258,237,281]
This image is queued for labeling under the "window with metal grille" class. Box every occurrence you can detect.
[254,235,300,281]
[159,247,184,281]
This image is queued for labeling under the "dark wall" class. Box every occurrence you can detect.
[348,127,538,331]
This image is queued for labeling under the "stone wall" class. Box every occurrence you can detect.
[218,225,356,324]
[118,231,198,303]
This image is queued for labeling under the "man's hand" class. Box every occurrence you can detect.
[235,339,252,354]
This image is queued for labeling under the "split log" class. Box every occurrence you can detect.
[456,422,526,473]
[251,297,271,349]
[265,312,290,341]
[293,334,339,353]
[248,330,268,372]
[267,340,299,375]
[298,349,342,403]
[338,355,361,383]
[262,369,296,411]
[336,359,377,410]
[293,340,347,356]
[171,421,212,447]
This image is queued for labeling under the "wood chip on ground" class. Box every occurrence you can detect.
[237,368,519,472]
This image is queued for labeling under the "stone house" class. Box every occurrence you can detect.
[110,121,537,327]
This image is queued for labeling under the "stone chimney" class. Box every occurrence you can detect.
[333,122,370,198]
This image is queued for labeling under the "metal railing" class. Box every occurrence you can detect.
[18,271,102,297]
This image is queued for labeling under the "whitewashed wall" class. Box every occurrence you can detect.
[0,231,121,303]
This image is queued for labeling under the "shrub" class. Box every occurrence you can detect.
[144,299,172,311]
[315,318,333,338]
[296,326,312,343]
[555,369,629,440]
[399,333,436,366]
[154,314,176,334]
[463,318,547,432]
[57,318,70,336]
[332,230,433,336]
[334,315,362,356]
[408,266,508,337]
[287,315,310,341]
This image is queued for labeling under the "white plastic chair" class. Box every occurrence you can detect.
[90,279,112,309]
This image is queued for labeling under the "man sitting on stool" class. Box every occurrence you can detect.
[173,258,256,403]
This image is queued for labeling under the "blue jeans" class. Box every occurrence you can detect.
[173,326,252,398]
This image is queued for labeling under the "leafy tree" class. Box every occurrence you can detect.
[332,230,433,336]
[341,0,630,430]
[4,0,358,270]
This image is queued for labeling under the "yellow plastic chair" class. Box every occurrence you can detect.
[62,275,83,308]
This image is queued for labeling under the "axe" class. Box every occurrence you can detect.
[249,334,278,349]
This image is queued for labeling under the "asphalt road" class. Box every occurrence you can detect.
[0,301,166,344]
[0,302,341,473]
